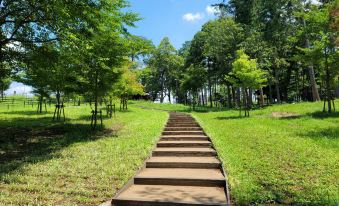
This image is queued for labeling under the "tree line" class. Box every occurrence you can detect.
[0,0,152,128]
[140,0,338,115]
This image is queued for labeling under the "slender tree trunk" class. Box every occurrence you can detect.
[325,50,331,113]
[268,78,273,105]
[259,87,264,107]
[236,88,241,108]
[1,87,4,101]
[168,88,171,103]
[247,88,252,109]
[214,81,217,107]
[232,87,236,107]
[93,70,99,129]
[208,77,213,107]
[227,85,232,108]
[307,64,321,101]
[160,73,164,103]
[160,90,164,103]
[296,69,300,102]
[244,88,249,117]
[304,18,321,102]
[201,89,205,106]
[274,67,281,104]
[39,95,43,113]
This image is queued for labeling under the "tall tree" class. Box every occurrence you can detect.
[147,37,181,103]
[227,50,267,116]
[299,1,339,112]
[66,0,140,129]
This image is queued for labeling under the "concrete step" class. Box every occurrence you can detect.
[162,131,205,135]
[134,168,225,187]
[161,135,209,141]
[164,127,202,131]
[157,141,211,148]
[112,185,228,206]
[146,156,221,168]
[153,147,216,157]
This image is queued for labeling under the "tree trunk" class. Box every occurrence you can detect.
[247,88,252,109]
[1,88,4,101]
[231,87,236,107]
[244,88,249,117]
[259,87,264,107]
[93,70,99,129]
[325,50,332,113]
[208,77,213,107]
[268,78,273,105]
[227,85,232,108]
[274,68,281,104]
[236,88,241,108]
[304,18,321,102]
[214,81,217,107]
[295,69,300,102]
[201,88,205,106]
[168,88,171,103]
[39,95,43,113]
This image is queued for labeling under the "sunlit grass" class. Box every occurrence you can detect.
[133,100,339,205]
[0,103,168,206]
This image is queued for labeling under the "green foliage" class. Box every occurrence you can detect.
[145,37,184,103]
[228,50,267,89]
[113,61,144,99]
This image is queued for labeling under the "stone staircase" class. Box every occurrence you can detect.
[110,112,230,206]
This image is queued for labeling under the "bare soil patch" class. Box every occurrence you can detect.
[271,112,300,118]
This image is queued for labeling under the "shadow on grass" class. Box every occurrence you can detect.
[215,116,246,120]
[308,111,339,119]
[0,110,54,116]
[0,117,119,177]
[300,126,339,140]
[298,126,339,150]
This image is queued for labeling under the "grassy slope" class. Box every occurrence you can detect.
[134,101,339,205]
[0,103,168,205]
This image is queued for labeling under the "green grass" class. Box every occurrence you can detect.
[1,100,338,205]
[132,100,191,112]
[133,100,339,205]
[0,102,168,205]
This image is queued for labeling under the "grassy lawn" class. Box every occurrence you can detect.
[134,100,339,205]
[1,100,338,205]
[0,102,168,205]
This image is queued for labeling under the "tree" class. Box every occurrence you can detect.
[181,65,207,110]
[60,0,140,129]
[146,37,182,103]
[299,1,339,112]
[203,18,244,108]
[227,50,267,116]
[0,77,11,101]
[0,0,108,89]
[127,35,154,62]
[21,44,54,113]
[114,62,144,111]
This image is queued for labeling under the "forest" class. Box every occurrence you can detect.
[140,0,338,116]
[1,0,338,122]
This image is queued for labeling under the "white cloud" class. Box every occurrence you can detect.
[310,0,321,5]
[206,5,218,16]
[182,12,205,22]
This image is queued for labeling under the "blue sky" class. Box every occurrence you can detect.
[128,0,219,49]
